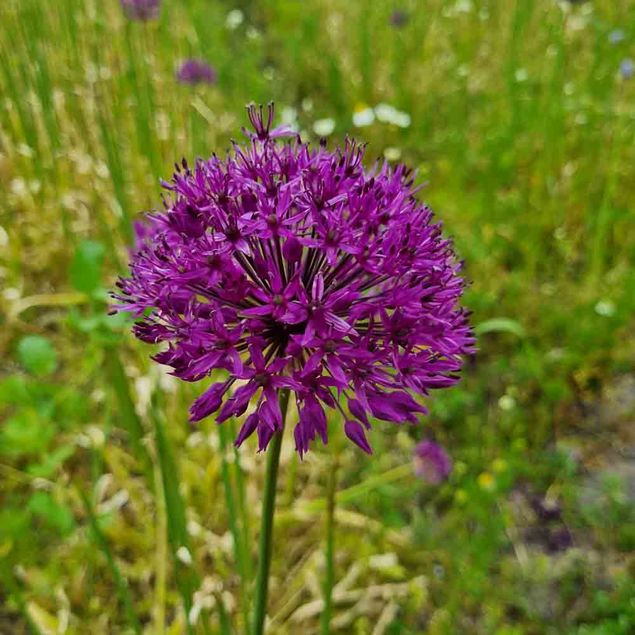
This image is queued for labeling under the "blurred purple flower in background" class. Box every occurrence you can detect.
[176,59,218,85]
[414,440,453,484]
[530,495,562,521]
[608,29,626,45]
[121,0,161,21]
[546,527,573,553]
[113,104,473,456]
[389,10,409,28]
[620,58,634,80]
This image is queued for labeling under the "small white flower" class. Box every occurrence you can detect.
[352,107,375,127]
[225,9,244,30]
[594,300,616,317]
[176,546,193,566]
[375,103,411,128]
[391,111,411,128]
[515,68,528,82]
[313,118,336,136]
[498,395,516,411]
[375,103,398,123]
[280,106,299,132]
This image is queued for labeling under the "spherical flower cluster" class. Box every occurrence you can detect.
[114,104,474,456]
[121,0,161,21]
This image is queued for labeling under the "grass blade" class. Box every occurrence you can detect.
[105,350,149,471]
[151,396,212,635]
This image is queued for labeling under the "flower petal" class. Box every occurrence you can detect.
[344,420,373,454]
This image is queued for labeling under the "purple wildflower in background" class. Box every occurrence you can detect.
[176,59,218,86]
[389,10,409,28]
[414,440,452,484]
[121,0,161,21]
[546,527,573,553]
[620,58,634,80]
[113,103,474,456]
[608,29,626,45]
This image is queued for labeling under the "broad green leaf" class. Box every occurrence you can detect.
[17,336,58,376]
[28,492,74,535]
[0,412,53,457]
[0,376,30,406]
[69,240,105,295]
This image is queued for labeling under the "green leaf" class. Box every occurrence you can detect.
[69,240,105,295]
[0,412,54,457]
[0,507,30,540]
[474,318,526,339]
[28,492,75,535]
[17,336,58,376]
[28,445,75,478]
[0,375,30,406]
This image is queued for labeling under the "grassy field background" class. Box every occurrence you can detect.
[1,0,634,633]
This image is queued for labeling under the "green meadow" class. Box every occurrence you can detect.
[1,0,634,633]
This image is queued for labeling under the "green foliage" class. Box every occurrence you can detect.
[28,491,75,535]
[17,336,58,376]
[1,0,634,632]
[69,240,106,296]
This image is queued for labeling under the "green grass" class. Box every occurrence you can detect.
[1,0,634,633]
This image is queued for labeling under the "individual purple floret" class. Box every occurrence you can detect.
[113,103,474,456]
[176,59,218,86]
[413,440,452,484]
[121,0,161,21]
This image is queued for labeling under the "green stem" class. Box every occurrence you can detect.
[252,390,290,635]
[320,454,338,635]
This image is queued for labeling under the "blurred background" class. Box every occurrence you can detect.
[1,0,634,633]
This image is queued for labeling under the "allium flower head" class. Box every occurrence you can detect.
[413,440,452,484]
[121,0,161,21]
[114,104,474,456]
[176,59,218,86]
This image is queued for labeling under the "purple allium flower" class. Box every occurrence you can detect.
[389,10,409,28]
[413,440,452,484]
[620,58,634,80]
[176,59,218,86]
[113,104,474,456]
[121,0,161,21]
